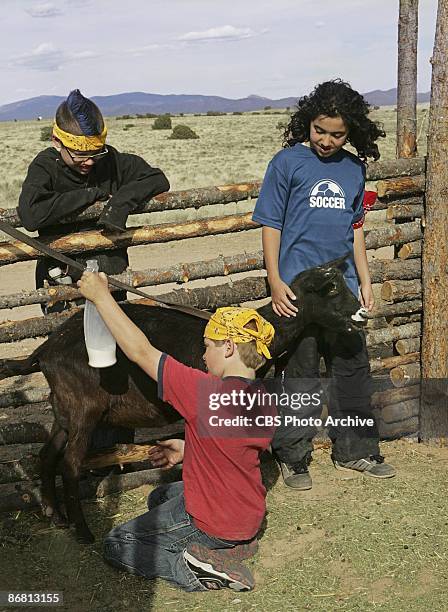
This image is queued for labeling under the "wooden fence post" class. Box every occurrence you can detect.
[420,0,448,442]
[397,0,419,157]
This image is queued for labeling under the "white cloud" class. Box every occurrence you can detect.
[26,2,62,18]
[10,43,98,72]
[178,25,264,43]
[12,43,62,71]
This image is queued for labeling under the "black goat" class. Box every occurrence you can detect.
[5,256,367,543]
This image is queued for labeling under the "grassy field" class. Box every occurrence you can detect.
[0,106,430,210]
[1,441,447,612]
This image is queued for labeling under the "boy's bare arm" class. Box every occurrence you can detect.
[262,227,297,317]
[78,272,162,380]
[353,227,374,311]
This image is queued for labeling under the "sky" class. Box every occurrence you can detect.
[0,0,439,106]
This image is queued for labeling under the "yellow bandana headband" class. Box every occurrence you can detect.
[52,123,107,151]
[204,307,275,360]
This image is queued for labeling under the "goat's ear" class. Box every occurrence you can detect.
[321,253,350,270]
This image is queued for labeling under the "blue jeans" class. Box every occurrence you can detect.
[103,481,243,592]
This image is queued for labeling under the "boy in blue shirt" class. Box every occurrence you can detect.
[253,79,396,489]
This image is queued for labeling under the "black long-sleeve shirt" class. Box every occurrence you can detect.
[18,146,170,281]
[18,145,169,233]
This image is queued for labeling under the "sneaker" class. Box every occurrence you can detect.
[279,461,312,490]
[184,543,255,591]
[333,455,396,478]
[217,539,259,561]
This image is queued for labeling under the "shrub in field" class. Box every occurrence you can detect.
[40,126,53,141]
[116,114,133,120]
[264,105,272,111]
[169,125,199,140]
[152,115,172,130]
[123,124,135,131]
[232,111,243,115]
[206,111,226,116]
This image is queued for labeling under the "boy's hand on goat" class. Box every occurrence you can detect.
[269,277,298,318]
[360,282,375,312]
[148,439,185,469]
[78,271,110,303]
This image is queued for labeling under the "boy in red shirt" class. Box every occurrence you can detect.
[78,271,275,592]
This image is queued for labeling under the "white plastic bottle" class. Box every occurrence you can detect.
[83,259,117,368]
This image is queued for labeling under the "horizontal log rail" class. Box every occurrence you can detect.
[386,203,424,221]
[378,416,419,439]
[379,399,420,424]
[376,175,425,198]
[364,221,422,250]
[0,254,421,310]
[365,323,421,347]
[397,240,422,259]
[390,362,421,388]
[0,278,424,346]
[0,216,423,266]
[0,276,269,343]
[0,443,159,484]
[371,384,420,408]
[372,195,423,212]
[0,213,259,266]
[0,158,426,229]
[381,279,422,302]
[370,352,420,373]
[0,465,183,513]
[372,298,421,318]
[395,337,421,355]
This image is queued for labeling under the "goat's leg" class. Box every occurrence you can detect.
[39,423,68,527]
[60,428,95,544]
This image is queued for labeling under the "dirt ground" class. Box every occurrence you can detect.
[0,440,447,612]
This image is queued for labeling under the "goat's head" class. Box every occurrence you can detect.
[292,254,368,334]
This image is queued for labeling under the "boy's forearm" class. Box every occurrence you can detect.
[262,226,282,282]
[94,293,162,380]
[353,227,371,285]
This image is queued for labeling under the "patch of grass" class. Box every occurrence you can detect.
[0,441,447,611]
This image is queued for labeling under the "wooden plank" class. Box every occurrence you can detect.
[0,254,421,310]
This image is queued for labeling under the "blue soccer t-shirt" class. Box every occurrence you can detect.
[252,143,366,296]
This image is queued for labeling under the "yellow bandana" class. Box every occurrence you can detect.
[52,123,107,152]
[204,307,275,360]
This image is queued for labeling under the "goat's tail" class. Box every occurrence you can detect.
[0,345,43,380]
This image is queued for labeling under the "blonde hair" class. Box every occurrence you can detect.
[211,320,267,370]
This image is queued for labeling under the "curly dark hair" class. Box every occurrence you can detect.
[283,79,385,161]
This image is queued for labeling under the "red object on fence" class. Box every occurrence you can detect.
[353,190,377,229]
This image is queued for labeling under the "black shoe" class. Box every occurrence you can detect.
[279,462,313,489]
[278,452,313,489]
[333,454,396,478]
[184,543,255,591]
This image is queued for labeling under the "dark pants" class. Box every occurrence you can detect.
[271,324,380,464]
[36,252,134,449]
[104,481,248,592]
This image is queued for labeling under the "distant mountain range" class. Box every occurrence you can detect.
[0,88,431,121]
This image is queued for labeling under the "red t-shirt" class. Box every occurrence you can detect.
[158,354,274,541]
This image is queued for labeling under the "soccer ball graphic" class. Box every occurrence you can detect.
[310,180,345,199]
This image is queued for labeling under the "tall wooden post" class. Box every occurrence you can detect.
[420,0,448,443]
[397,0,419,157]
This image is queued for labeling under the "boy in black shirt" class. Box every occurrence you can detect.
[18,89,169,311]
[18,89,169,449]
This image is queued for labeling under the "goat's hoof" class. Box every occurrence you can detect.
[51,511,69,529]
[76,529,95,544]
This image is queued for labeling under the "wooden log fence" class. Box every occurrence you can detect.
[0,215,423,267]
[0,254,422,310]
[0,156,430,509]
[398,240,422,259]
